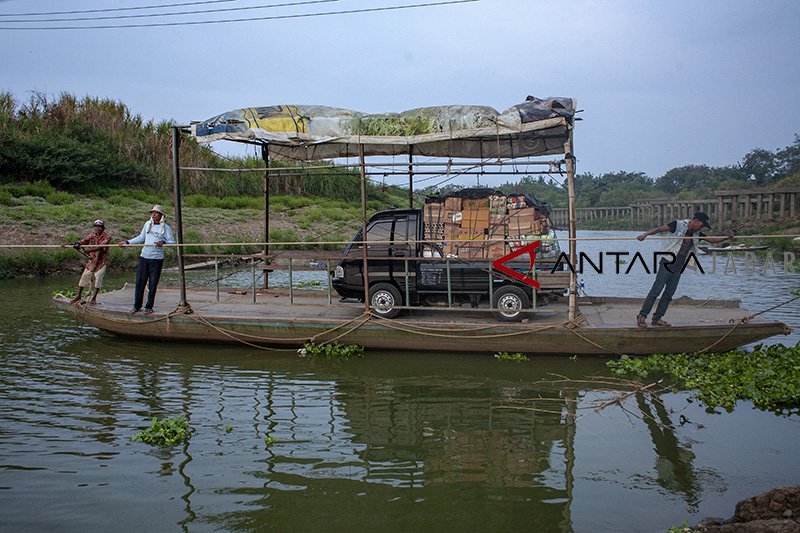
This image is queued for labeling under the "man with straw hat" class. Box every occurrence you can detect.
[66,219,111,305]
[119,204,176,314]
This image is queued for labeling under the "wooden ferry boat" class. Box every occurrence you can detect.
[52,96,792,354]
[53,286,790,355]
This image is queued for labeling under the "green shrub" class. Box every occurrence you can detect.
[6,180,56,198]
[269,228,299,250]
[0,189,13,205]
[131,416,190,446]
[46,191,74,205]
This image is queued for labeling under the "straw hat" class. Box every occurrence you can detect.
[150,205,166,216]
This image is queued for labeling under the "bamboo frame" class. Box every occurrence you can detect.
[171,114,580,321]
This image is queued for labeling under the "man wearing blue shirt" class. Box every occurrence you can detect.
[119,205,176,314]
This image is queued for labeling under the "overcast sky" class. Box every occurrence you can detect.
[2,0,799,186]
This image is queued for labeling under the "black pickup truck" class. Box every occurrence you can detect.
[332,208,570,321]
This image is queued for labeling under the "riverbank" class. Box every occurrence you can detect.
[2,188,370,278]
[4,186,800,278]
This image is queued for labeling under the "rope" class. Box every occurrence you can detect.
[745,295,800,319]
[4,233,799,248]
[175,309,372,349]
[698,319,745,353]
[368,313,560,339]
[184,314,293,351]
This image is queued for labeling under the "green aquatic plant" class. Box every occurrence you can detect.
[607,344,800,414]
[494,351,529,362]
[225,425,233,433]
[265,435,274,446]
[131,416,190,446]
[53,287,79,299]
[665,521,692,533]
[298,342,365,360]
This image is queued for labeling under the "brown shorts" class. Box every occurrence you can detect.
[78,266,107,289]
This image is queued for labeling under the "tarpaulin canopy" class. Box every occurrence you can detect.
[190,96,575,161]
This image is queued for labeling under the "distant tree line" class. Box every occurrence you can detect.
[2,91,797,209]
[496,134,800,208]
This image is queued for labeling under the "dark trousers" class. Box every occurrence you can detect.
[134,258,164,310]
[639,258,684,321]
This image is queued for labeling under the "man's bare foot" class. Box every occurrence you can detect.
[636,314,647,328]
[651,319,671,327]
[88,300,99,306]
[69,297,81,304]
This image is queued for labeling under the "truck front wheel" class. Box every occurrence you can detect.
[369,283,402,319]
[492,286,531,322]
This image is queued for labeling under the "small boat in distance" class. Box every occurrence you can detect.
[700,244,770,253]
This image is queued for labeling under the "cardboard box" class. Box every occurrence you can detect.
[485,242,508,259]
[457,227,484,240]
[461,207,490,230]
[424,203,444,223]
[531,219,548,235]
[485,224,507,243]
[490,213,508,225]
[444,196,462,211]
[443,222,460,244]
[507,207,536,234]
[457,242,485,259]
[463,198,490,209]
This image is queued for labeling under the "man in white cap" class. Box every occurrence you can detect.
[66,219,111,305]
[119,205,176,314]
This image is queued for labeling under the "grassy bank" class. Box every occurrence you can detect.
[1,181,409,278]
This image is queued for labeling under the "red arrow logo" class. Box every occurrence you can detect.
[491,241,541,289]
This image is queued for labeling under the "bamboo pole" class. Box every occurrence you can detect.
[171,126,189,310]
[261,144,270,289]
[565,126,578,322]
[359,145,370,315]
[408,147,414,208]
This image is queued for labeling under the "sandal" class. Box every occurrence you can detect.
[651,319,671,327]
[636,314,647,328]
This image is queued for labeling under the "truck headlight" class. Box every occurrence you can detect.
[334,266,344,279]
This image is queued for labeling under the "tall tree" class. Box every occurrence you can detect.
[776,133,800,178]
[741,148,778,185]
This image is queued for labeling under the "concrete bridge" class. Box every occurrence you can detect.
[550,188,800,229]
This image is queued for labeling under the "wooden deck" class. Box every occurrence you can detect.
[53,285,792,355]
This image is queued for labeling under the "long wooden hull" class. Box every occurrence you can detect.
[53,288,791,355]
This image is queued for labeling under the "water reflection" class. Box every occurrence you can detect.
[635,393,700,509]
[1,265,799,532]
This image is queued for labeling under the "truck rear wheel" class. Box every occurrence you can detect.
[492,286,531,322]
[369,283,402,319]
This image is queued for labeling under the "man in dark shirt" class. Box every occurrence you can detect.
[635,212,733,327]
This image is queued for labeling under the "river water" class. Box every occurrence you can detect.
[1,231,798,532]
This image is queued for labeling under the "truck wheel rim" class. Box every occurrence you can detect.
[498,294,521,317]
[372,291,395,312]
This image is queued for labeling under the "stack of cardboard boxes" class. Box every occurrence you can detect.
[423,193,550,259]
[505,194,549,252]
